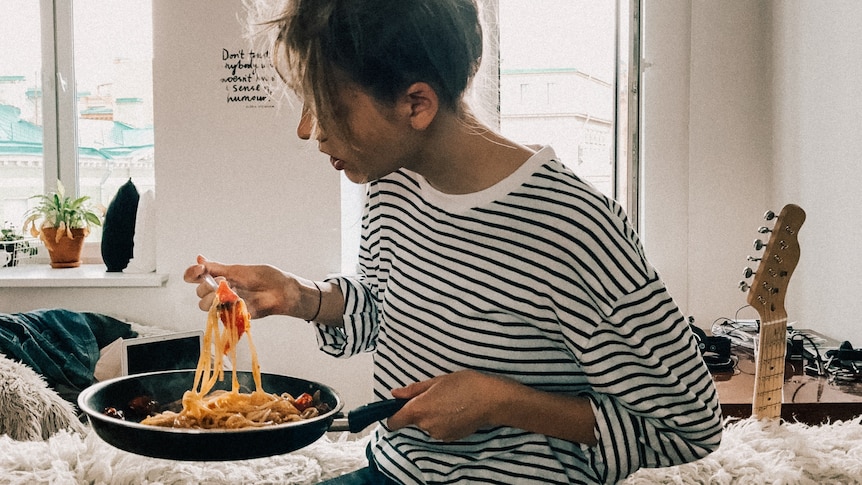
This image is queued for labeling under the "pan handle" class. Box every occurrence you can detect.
[329,398,409,433]
[348,398,409,433]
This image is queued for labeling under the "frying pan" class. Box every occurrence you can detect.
[78,370,407,461]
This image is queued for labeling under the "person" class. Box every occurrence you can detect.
[185,0,723,483]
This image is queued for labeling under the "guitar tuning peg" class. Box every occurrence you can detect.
[758,226,772,234]
[763,210,776,221]
[753,238,766,251]
[747,255,762,262]
[738,280,750,292]
[743,267,755,278]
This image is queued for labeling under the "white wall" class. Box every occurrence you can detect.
[639,0,693,316]
[642,1,772,328]
[3,0,861,409]
[770,1,862,344]
[643,0,862,345]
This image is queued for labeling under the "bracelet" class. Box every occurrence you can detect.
[308,281,322,321]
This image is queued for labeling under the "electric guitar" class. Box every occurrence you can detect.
[740,204,806,420]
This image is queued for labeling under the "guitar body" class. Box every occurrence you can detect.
[747,204,805,420]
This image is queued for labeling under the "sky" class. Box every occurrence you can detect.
[0,0,152,92]
[499,0,617,81]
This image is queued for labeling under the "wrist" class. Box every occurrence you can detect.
[484,376,527,427]
[302,279,345,327]
[306,281,322,321]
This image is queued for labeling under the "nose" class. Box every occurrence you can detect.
[297,106,313,140]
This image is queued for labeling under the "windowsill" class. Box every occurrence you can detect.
[0,264,169,288]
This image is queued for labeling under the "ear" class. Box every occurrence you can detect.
[401,82,438,131]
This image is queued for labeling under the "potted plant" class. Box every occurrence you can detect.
[22,181,103,268]
[1,222,38,268]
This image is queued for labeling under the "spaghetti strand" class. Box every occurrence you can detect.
[141,284,322,429]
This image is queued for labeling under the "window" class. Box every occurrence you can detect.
[496,0,635,206]
[340,0,640,273]
[0,0,154,243]
[0,1,42,230]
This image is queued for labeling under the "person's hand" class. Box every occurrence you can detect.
[183,255,308,319]
[386,370,519,441]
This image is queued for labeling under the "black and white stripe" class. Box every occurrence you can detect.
[316,147,722,484]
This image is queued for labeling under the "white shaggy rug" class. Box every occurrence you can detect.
[624,417,862,485]
[1,417,861,484]
[0,430,370,484]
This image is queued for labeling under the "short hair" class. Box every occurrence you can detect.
[259,0,483,136]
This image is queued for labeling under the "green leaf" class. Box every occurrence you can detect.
[84,212,102,227]
[23,180,102,234]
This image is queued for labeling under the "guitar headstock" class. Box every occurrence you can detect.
[741,204,806,317]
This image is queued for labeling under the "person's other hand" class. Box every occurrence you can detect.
[387,370,519,441]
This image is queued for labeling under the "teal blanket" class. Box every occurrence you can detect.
[0,309,137,402]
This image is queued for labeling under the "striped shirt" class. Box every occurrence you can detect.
[315,147,722,484]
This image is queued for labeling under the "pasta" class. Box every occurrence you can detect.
[140,280,325,429]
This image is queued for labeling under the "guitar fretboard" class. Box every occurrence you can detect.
[752,315,788,419]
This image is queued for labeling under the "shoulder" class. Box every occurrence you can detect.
[515,147,633,231]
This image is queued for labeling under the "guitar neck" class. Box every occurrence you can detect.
[744,204,804,421]
[752,313,788,419]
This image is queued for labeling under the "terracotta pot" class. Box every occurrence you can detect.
[40,227,87,268]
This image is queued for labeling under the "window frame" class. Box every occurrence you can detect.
[485,0,641,224]
[617,0,641,227]
[1,0,161,285]
[39,0,79,196]
[32,0,156,262]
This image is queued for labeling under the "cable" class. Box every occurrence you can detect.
[711,316,756,350]
[787,330,827,377]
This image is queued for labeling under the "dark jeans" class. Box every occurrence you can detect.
[317,444,399,484]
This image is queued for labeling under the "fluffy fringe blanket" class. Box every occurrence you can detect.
[0,356,85,441]
[1,417,861,484]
